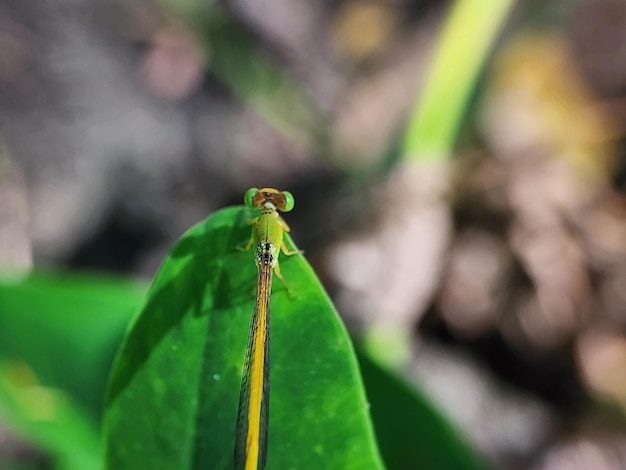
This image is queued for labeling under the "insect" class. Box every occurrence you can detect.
[234,187,299,470]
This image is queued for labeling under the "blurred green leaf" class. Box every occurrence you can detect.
[103,206,384,469]
[0,272,146,420]
[403,0,515,160]
[357,349,489,470]
[0,360,100,470]
[0,272,146,469]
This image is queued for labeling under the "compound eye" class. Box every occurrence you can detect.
[244,188,259,208]
[281,191,295,212]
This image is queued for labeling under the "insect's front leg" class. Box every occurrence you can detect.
[280,241,303,257]
[237,217,259,252]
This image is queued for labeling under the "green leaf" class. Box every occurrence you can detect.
[104,206,384,470]
[357,349,490,470]
[0,360,100,470]
[0,272,146,421]
[0,271,146,470]
[402,0,515,160]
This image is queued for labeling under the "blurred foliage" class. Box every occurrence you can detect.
[0,272,145,469]
[357,347,488,470]
[0,272,145,420]
[402,0,514,160]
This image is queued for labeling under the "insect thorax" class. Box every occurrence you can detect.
[255,242,278,268]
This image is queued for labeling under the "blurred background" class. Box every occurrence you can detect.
[1,0,626,468]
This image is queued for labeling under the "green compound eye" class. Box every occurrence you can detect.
[244,188,258,208]
[281,191,295,212]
